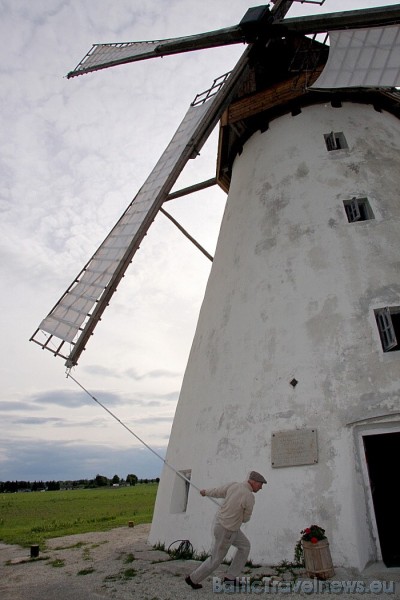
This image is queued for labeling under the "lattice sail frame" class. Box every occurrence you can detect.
[312,25,400,89]
[30,70,240,367]
[67,31,244,79]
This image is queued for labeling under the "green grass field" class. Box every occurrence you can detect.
[0,484,157,548]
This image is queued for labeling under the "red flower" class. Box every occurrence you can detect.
[300,525,326,542]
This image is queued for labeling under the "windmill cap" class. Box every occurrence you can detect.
[249,471,267,484]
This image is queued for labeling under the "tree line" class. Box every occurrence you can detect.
[0,473,160,493]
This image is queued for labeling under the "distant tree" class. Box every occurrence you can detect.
[126,474,138,486]
[95,474,109,487]
[32,480,45,492]
[5,481,18,492]
[46,480,60,491]
[18,481,30,491]
[112,474,120,485]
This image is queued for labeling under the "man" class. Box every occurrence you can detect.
[185,470,267,590]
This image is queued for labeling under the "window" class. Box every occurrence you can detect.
[170,469,191,514]
[344,197,374,223]
[324,131,348,151]
[375,307,400,352]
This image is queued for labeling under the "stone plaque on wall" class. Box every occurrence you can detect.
[271,429,318,468]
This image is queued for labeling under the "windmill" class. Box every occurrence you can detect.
[31,0,400,570]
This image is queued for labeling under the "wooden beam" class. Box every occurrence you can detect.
[165,177,217,201]
[224,68,323,125]
[160,207,213,262]
[280,4,400,34]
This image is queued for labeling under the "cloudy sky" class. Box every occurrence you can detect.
[0,0,397,482]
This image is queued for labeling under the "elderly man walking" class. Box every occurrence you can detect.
[185,471,267,589]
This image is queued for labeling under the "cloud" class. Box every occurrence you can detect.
[83,365,182,381]
[0,401,43,412]
[0,438,166,481]
[159,391,180,402]
[7,416,66,426]
[31,389,125,408]
[129,416,173,425]
[83,365,119,378]
[124,367,182,380]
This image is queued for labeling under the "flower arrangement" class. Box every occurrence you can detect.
[294,524,327,565]
[300,524,327,544]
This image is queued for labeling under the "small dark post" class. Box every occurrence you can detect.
[30,544,39,558]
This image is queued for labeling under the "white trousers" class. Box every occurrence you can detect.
[190,522,251,584]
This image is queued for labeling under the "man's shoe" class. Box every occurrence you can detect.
[185,575,203,589]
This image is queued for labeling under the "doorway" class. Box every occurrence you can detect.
[363,431,400,567]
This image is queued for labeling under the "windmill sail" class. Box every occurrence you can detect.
[281,4,400,35]
[311,25,400,89]
[31,93,217,366]
[31,58,252,367]
[66,5,274,79]
[67,28,244,79]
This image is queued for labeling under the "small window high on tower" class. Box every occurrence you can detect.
[375,307,400,352]
[324,131,348,151]
[344,197,374,223]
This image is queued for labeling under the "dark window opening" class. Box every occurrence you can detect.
[324,131,348,151]
[344,197,374,223]
[375,307,400,352]
[170,469,191,514]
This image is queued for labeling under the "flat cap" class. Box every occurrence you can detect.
[249,471,267,484]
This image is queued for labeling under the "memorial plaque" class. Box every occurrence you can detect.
[271,429,318,468]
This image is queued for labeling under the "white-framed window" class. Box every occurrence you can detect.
[344,197,374,223]
[375,307,400,352]
[324,131,348,151]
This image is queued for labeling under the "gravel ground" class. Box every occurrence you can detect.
[1,524,399,599]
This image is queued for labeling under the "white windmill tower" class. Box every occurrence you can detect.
[31,1,400,570]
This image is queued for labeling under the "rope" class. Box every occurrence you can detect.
[66,369,220,506]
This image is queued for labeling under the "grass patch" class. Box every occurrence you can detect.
[49,558,65,568]
[77,567,96,575]
[123,552,135,564]
[104,568,137,582]
[122,568,137,579]
[152,541,166,552]
[0,484,157,548]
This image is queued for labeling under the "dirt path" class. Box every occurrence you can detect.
[0,524,399,599]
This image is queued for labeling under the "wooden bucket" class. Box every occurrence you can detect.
[302,539,335,580]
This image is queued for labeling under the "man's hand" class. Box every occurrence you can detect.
[200,489,206,496]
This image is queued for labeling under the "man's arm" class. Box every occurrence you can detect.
[200,483,233,498]
[242,495,255,523]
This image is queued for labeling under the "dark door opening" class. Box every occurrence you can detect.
[363,432,400,567]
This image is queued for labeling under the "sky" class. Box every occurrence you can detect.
[0,0,398,483]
